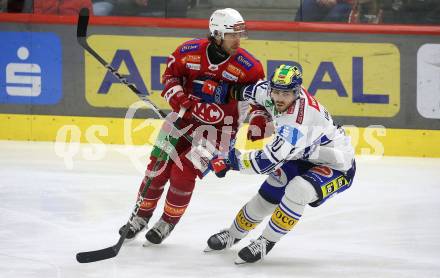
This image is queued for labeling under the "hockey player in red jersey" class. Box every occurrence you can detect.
[119,8,271,245]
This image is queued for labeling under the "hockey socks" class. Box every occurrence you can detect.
[137,157,172,219]
[262,177,317,243]
[230,194,276,239]
[204,194,275,252]
[262,199,303,243]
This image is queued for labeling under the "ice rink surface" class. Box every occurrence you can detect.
[1,141,439,278]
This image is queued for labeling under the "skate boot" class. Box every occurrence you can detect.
[204,230,240,252]
[143,218,175,246]
[235,236,275,264]
[118,216,149,240]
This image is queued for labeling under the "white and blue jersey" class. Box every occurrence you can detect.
[237,80,355,175]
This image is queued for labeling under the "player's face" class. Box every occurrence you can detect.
[221,32,242,55]
[271,89,296,113]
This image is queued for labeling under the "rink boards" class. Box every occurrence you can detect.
[1,113,439,158]
[0,15,439,157]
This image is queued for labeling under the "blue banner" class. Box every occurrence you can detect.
[0,32,62,105]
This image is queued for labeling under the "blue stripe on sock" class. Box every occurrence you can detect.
[233,220,246,233]
[243,206,259,223]
[280,201,302,218]
[268,220,287,235]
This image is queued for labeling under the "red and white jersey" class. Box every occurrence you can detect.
[161,38,265,135]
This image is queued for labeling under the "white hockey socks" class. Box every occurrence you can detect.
[229,193,276,240]
[262,176,318,243]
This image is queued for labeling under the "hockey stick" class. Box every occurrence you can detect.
[76,8,216,151]
[75,8,216,263]
[76,8,166,119]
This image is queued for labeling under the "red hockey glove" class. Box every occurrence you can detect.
[247,112,275,141]
[163,87,197,120]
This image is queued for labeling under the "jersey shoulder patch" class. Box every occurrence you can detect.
[234,51,255,70]
[277,125,303,145]
[179,38,206,54]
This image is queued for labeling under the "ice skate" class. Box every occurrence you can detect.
[143,218,175,246]
[204,230,240,252]
[118,216,149,240]
[234,236,275,264]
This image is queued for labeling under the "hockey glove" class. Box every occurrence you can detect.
[247,110,275,141]
[192,79,231,104]
[209,148,240,178]
[164,89,198,120]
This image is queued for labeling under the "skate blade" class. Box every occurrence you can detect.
[142,240,154,247]
[203,246,216,253]
[234,257,247,265]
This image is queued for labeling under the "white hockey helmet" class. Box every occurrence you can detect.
[209,8,247,39]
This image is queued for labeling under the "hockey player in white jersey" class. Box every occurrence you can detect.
[204,64,356,264]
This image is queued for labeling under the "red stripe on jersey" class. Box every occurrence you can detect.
[305,90,320,112]
[296,99,305,124]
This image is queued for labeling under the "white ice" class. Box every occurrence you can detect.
[0,141,439,278]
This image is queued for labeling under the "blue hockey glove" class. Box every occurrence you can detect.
[209,148,240,178]
[192,79,231,104]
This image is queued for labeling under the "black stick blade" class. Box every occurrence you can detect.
[77,8,90,38]
[76,247,117,263]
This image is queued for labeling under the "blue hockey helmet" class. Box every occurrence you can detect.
[270,65,303,96]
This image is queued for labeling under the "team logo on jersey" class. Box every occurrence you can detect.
[186,63,201,70]
[235,54,254,70]
[192,103,225,124]
[182,54,201,64]
[277,125,303,145]
[310,166,333,178]
[180,43,199,53]
[222,70,238,81]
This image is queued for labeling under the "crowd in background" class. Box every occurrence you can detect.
[0,0,439,25]
[0,0,189,17]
